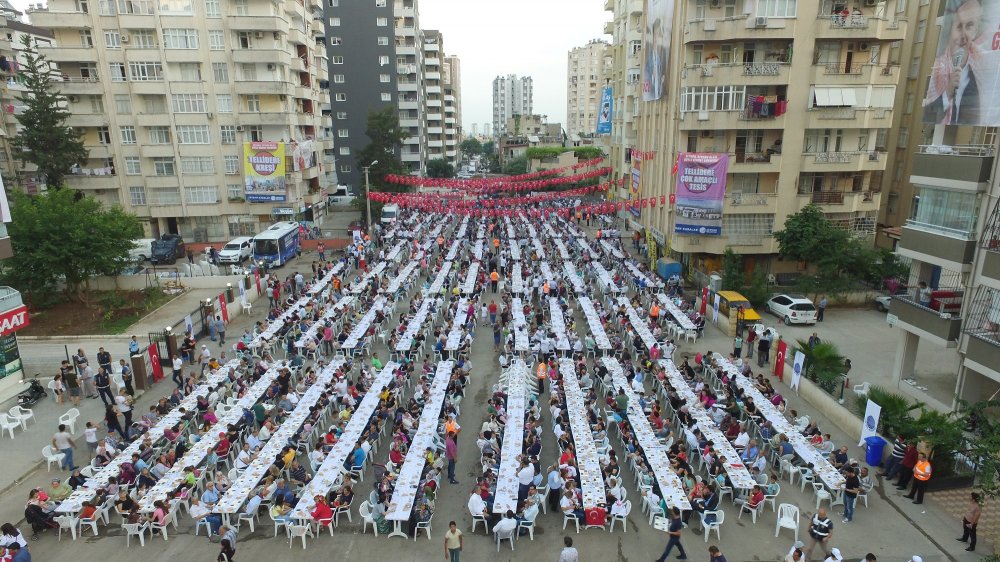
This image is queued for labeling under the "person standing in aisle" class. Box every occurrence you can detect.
[654,507,687,561]
[957,492,981,551]
[905,452,932,504]
[558,536,579,562]
[445,431,459,485]
[444,520,463,561]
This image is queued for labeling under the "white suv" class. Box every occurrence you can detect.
[765,294,818,325]
[217,236,254,264]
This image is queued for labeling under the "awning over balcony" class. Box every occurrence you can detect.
[814,87,856,107]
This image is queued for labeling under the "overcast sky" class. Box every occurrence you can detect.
[9,0,608,132]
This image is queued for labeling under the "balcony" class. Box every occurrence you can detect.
[815,15,907,41]
[983,250,1000,290]
[685,15,796,43]
[724,192,778,213]
[800,151,887,172]
[811,63,901,85]
[910,145,995,190]
[684,62,790,86]
[604,0,614,10]
[241,112,292,126]
[672,234,778,255]
[730,152,782,173]
[0,287,23,311]
[805,106,893,129]
[39,44,98,62]
[605,20,614,34]
[890,294,963,347]
[396,45,416,56]
[232,49,290,65]
[398,100,419,110]
[796,189,879,212]
[24,9,87,28]
[234,80,293,95]
[898,224,977,272]
[679,110,785,130]
[57,76,104,95]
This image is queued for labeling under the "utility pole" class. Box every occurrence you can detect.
[363,160,378,232]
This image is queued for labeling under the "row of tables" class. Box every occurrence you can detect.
[577,297,611,351]
[557,358,606,509]
[617,296,658,351]
[445,298,471,351]
[492,361,529,514]
[341,296,389,350]
[656,294,697,331]
[548,298,571,352]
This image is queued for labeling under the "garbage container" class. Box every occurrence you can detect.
[864,436,886,467]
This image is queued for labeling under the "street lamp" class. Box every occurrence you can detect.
[363,160,379,233]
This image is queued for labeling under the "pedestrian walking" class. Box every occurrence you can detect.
[803,507,833,561]
[558,536,579,562]
[842,466,861,523]
[214,315,227,346]
[654,507,687,561]
[52,424,77,471]
[96,347,112,378]
[956,492,981,551]
[904,452,932,504]
[172,354,184,389]
[200,345,212,375]
[94,367,114,406]
[709,545,727,562]
[60,360,81,406]
[445,431,459,484]
[116,388,134,429]
[104,404,127,440]
[817,296,828,321]
[444,520,463,562]
[746,328,756,359]
[757,335,770,367]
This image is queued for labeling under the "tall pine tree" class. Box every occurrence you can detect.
[12,35,88,190]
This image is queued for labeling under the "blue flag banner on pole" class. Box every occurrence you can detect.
[596,86,613,134]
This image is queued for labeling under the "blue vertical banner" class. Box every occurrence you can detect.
[596,86,613,134]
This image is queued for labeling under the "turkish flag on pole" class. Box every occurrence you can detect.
[774,339,788,381]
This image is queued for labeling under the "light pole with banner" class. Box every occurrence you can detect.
[363,160,379,233]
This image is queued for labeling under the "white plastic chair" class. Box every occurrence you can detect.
[470,510,488,534]
[495,525,516,551]
[269,510,289,537]
[413,514,433,541]
[43,445,66,471]
[562,512,580,533]
[123,522,149,547]
[763,484,781,512]
[683,329,697,344]
[774,503,799,542]
[0,415,18,439]
[359,501,378,536]
[59,408,81,434]
[55,515,78,540]
[193,518,213,536]
[287,523,314,549]
[517,511,537,540]
[812,482,832,510]
[241,299,253,315]
[48,380,59,400]
[237,510,257,533]
[853,381,871,397]
[608,500,631,532]
[79,514,100,537]
[81,465,95,478]
[701,510,724,542]
[738,500,765,524]
[9,406,35,429]
[149,514,171,540]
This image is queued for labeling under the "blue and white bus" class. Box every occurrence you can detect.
[253,221,300,267]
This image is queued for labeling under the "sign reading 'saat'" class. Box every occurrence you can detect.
[0,305,29,336]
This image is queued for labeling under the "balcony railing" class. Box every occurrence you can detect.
[0,287,23,312]
[821,62,863,75]
[818,14,869,29]
[810,191,844,204]
[917,144,996,157]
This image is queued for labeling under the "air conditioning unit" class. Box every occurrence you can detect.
[754,16,768,28]
[121,34,129,43]
[702,66,713,77]
[267,63,276,71]
[206,113,214,119]
[697,111,710,121]
[254,31,264,39]
[711,0,721,6]
[859,42,870,51]
[68,95,79,102]
[236,126,245,132]
[273,32,280,40]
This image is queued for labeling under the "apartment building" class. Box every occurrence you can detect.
[26,0,333,241]
[603,0,644,189]
[632,0,905,277]
[566,39,611,137]
[422,31,462,169]
[492,74,532,137]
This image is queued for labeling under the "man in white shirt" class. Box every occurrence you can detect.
[244,488,264,518]
[517,460,535,503]
[467,492,489,528]
[188,496,222,535]
[171,355,184,390]
[234,443,254,470]
[734,428,751,451]
[493,510,518,538]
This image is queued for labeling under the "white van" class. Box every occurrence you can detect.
[328,185,353,206]
[381,203,400,224]
[129,238,157,262]
[217,236,254,264]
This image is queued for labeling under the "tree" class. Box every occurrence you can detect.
[721,248,743,291]
[2,189,142,303]
[742,265,771,308]
[355,106,409,191]
[460,138,482,156]
[482,141,496,156]
[425,158,455,179]
[503,156,528,175]
[11,35,88,189]
[795,339,846,393]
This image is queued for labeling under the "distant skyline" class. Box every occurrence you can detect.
[7,0,610,132]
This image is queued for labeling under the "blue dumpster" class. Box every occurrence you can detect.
[864,436,887,467]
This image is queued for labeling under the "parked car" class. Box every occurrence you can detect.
[217,236,254,264]
[129,238,157,262]
[765,294,818,325]
[150,234,185,265]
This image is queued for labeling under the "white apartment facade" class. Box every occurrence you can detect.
[566,39,611,137]
[603,0,643,188]
[492,73,532,137]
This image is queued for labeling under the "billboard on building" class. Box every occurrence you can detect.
[922,0,1000,125]
[290,140,317,172]
[244,141,287,203]
[596,86,613,134]
[673,152,728,236]
[642,0,675,102]
[629,154,641,218]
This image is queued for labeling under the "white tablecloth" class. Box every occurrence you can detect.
[385,260,420,294]
[386,360,455,520]
[548,298,571,351]
[543,222,561,239]
[530,238,546,259]
[557,358,605,509]
[510,263,525,294]
[349,261,388,295]
[426,261,453,296]
[385,241,407,263]
[617,296,657,351]
[395,300,432,352]
[553,239,570,260]
[590,262,622,293]
[296,296,356,347]
[216,358,347,514]
[290,361,399,520]
[576,238,594,257]
[493,363,528,514]
[657,294,696,331]
[446,240,462,261]
[455,217,469,239]
[445,298,471,350]
[578,297,611,350]
[563,261,586,295]
[510,243,521,261]
[461,263,480,295]
[342,296,388,349]
[624,261,664,289]
[539,261,555,286]
[472,239,484,261]
[602,357,692,510]
[510,298,530,352]
[600,240,625,260]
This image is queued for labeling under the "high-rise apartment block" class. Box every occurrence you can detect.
[566,39,611,137]
[603,0,644,190]
[26,0,333,240]
[422,31,462,168]
[492,74,532,137]
[628,0,905,275]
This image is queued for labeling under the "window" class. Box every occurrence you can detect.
[335,93,346,102]
[224,155,240,175]
[120,125,136,144]
[181,156,215,175]
[209,30,225,50]
[915,19,927,43]
[375,0,386,6]
[898,126,909,147]
[227,184,243,199]
[910,186,980,237]
[379,55,389,65]
[96,126,111,144]
[176,125,210,144]
[216,95,233,113]
[858,129,869,151]
[205,0,220,16]
[339,147,349,155]
[90,96,105,113]
[220,125,237,144]
[629,40,641,56]
[378,36,389,45]
[333,74,345,83]
[730,173,760,193]
[909,56,921,79]
[337,129,349,138]
[79,29,93,46]
[109,62,127,81]
[162,28,199,49]
[177,63,201,81]
[905,92,915,114]
[328,17,341,26]
[755,0,796,18]
[172,93,207,113]
[212,62,229,83]
[153,157,176,176]
[128,61,163,81]
[185,186,219,204]
[244,95,261,112]
[896,0,907,12]
[339,164,351,173]
[159,0,193,14]
[336,111,347,119]
[376,16,387,26]
[722,214,775,236]
[332,56,344,64]
[142,95,166,114]
[240,64,257,81]
[679,85,747,112]
[124,157,141,175]
[130,29,158,49]
[247,126,263,142]
[803,128,843,153]
[379,74,390,83]
[129,185,146,205]
[150,187,181,205]
[104,30,121,48]
[381,92,391,101]
[114,94,131,114]
[148,126,171,144]
[234,0,248,14]
[237,31,253,49]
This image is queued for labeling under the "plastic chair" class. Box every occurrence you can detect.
[413,514,433,541]
[43,445,66,471]
[314,517,334,537]
[774,503,799,542]
[608,500,631,532]
[149,514,171,540]
[562,512,580,533]
[9,406,35,429]
[269,510,289,537]
[59,408,81,434]
[287,523,314,549]
[333,504,352,527]
[123,522,149,547]
[81,465,95,478]
[359,501,378,536]
[237,510,257,533]
[193,518,213,536]
[241,300,253,315]
[738,500,765,524]
[812,482,832,510]
[853,382,871,397]
[55,515,78,540]
[701,510,724,543]
[48,380,59,400]
[495,526,516,551]
[517,511,537,540]
[0,415,18,439]
[79,514,100,537]
[763,484,781,512]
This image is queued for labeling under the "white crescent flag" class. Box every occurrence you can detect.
[859,399,882,446]
[790,350,805,392]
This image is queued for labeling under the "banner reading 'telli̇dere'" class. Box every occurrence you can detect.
[674,152,728,236]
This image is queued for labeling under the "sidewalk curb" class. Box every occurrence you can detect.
[19,335,132,341]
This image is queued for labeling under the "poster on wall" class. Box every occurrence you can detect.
[596,86,613,134]
[922,0,1000,125]
[244,141,287,203]
[673,152,728,236]
[289,140,317,172]
[0,334,22,381]
[642,0,675,102]
[629,158,641,218]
